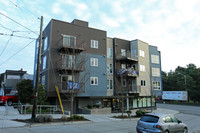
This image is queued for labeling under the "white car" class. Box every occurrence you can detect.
[136,113,188,133]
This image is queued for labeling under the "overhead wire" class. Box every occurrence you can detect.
[0,31,14,56]
[0,32,37,40]
[0,39,35,66]
[0,12,39,35]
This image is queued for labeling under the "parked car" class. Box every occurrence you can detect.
[136,113,188,133]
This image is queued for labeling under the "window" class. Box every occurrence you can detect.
[107,48,113,58]
[43,37,48,51]
[121,49,126,56]
[152,81,161,90]
[165,116,173,123]
[139,50,145,57]
[152,68,160,77]
[63,35,76,47]
[62,55,75,68]
[141,80,146,86]
[122,79,127,87]
[42,55,47,70]
[121,64,126,69]
[90,77,98,85]
[41,75,45,85]
[107,64,113,74]
[107,79,113,89]
[140,115,159,123]
[151,55,159,64]
[90,58,98,66]
[140,65,145,72]
[91,40,98,48]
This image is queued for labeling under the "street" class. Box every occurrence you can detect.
[0,104,200,133]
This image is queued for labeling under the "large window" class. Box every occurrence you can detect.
[121,64,126,69]
[151,55,159,64]
[140,65,145,72]
[41,75,45,85]
[91,40,98,48]
[152,68,160,77]
[107,48,113,58]
[107,64,113,74]
[121,49,126,56]
[139,50,145,57]
[62,55,75,68]
[42,55,47,70]
[43,37,48,51]
[63,35,76,47]
[107,79,113,89]
[153,81,161,90]
[122,79,127,87]
[141,80,146,86]
[90,77,98,85]
[90,58,98,67]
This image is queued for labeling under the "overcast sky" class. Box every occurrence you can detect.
[0,0,200,74]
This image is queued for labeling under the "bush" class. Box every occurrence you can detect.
[36,114,53,123]
[136,110,145,117]
[61,115,68,121]
[69,115,84,120]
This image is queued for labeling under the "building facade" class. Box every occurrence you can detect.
[34,19,162,113]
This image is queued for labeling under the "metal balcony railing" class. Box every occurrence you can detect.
[117,68,138,77]
[57,59,84,72]
[116,51,138,61]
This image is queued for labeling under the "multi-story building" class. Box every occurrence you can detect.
[34,19,162,113]
[0,69,33,95]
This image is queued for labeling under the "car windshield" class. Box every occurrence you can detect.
[140,115,159,123]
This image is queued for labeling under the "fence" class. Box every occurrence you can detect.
[18,101,58,114]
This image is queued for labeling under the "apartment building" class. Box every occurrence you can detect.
[34,19,162,113]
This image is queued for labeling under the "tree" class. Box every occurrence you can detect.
[16,79,33,104]
[37,84,48,105]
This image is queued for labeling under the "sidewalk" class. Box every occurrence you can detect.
[0,106,179,129]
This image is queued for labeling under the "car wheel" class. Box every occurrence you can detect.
[164,130,169,133]
[183,127,188,133]
[7,100,13,106]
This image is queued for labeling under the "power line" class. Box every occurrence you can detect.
[0,31,13,56]
[0,12,39,35]
[0,40,34,66]
[0,33,37,40]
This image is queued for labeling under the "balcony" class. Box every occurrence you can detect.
[58,42,84,53]
[57,59,84,72]
[127,85,141,93]
[117,68,138,77]
[116,51,138,62]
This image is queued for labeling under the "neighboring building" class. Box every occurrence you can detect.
[0,69,33,95]
[34,19,162,113]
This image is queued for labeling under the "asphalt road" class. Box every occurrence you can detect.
[157,103,200,116]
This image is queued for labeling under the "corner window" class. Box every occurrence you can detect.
[139,50,145,57]
[43,37,48,51]
[141,80,146,86]
[90,58,98,66]
[41,75,45,85]
[153,81,161,90]
[90,77,98,85]
[107,48,113,58]
[42,55,47,70]
[121,49,126,56]
[151,55,159,64]
[91,40,98,48]
[107,79,113,89]
[152,68,160,77]
[107,64,113,74]
[140,65,145,72]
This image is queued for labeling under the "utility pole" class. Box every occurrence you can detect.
[32,16,43,120]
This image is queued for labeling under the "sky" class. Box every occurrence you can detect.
[0,0,200,74]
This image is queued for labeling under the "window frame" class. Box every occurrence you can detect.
[140,65,145,72]
[91,40,98,49]
[152,81,161,90]
[90,58,98,67]
[139,50,145,57]
[90,77,98,85]
[42,55,47,70]
[141,80,146,86]
[63,35,76,47]
[151,54,159,64]
[152,67,160,77]
[121,49,126,56]
[43,37,48,51]
[107,79,113,89]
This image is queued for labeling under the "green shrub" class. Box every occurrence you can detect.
[136,110,144,117]
[68,115,84,121]
[36,114,53,123]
